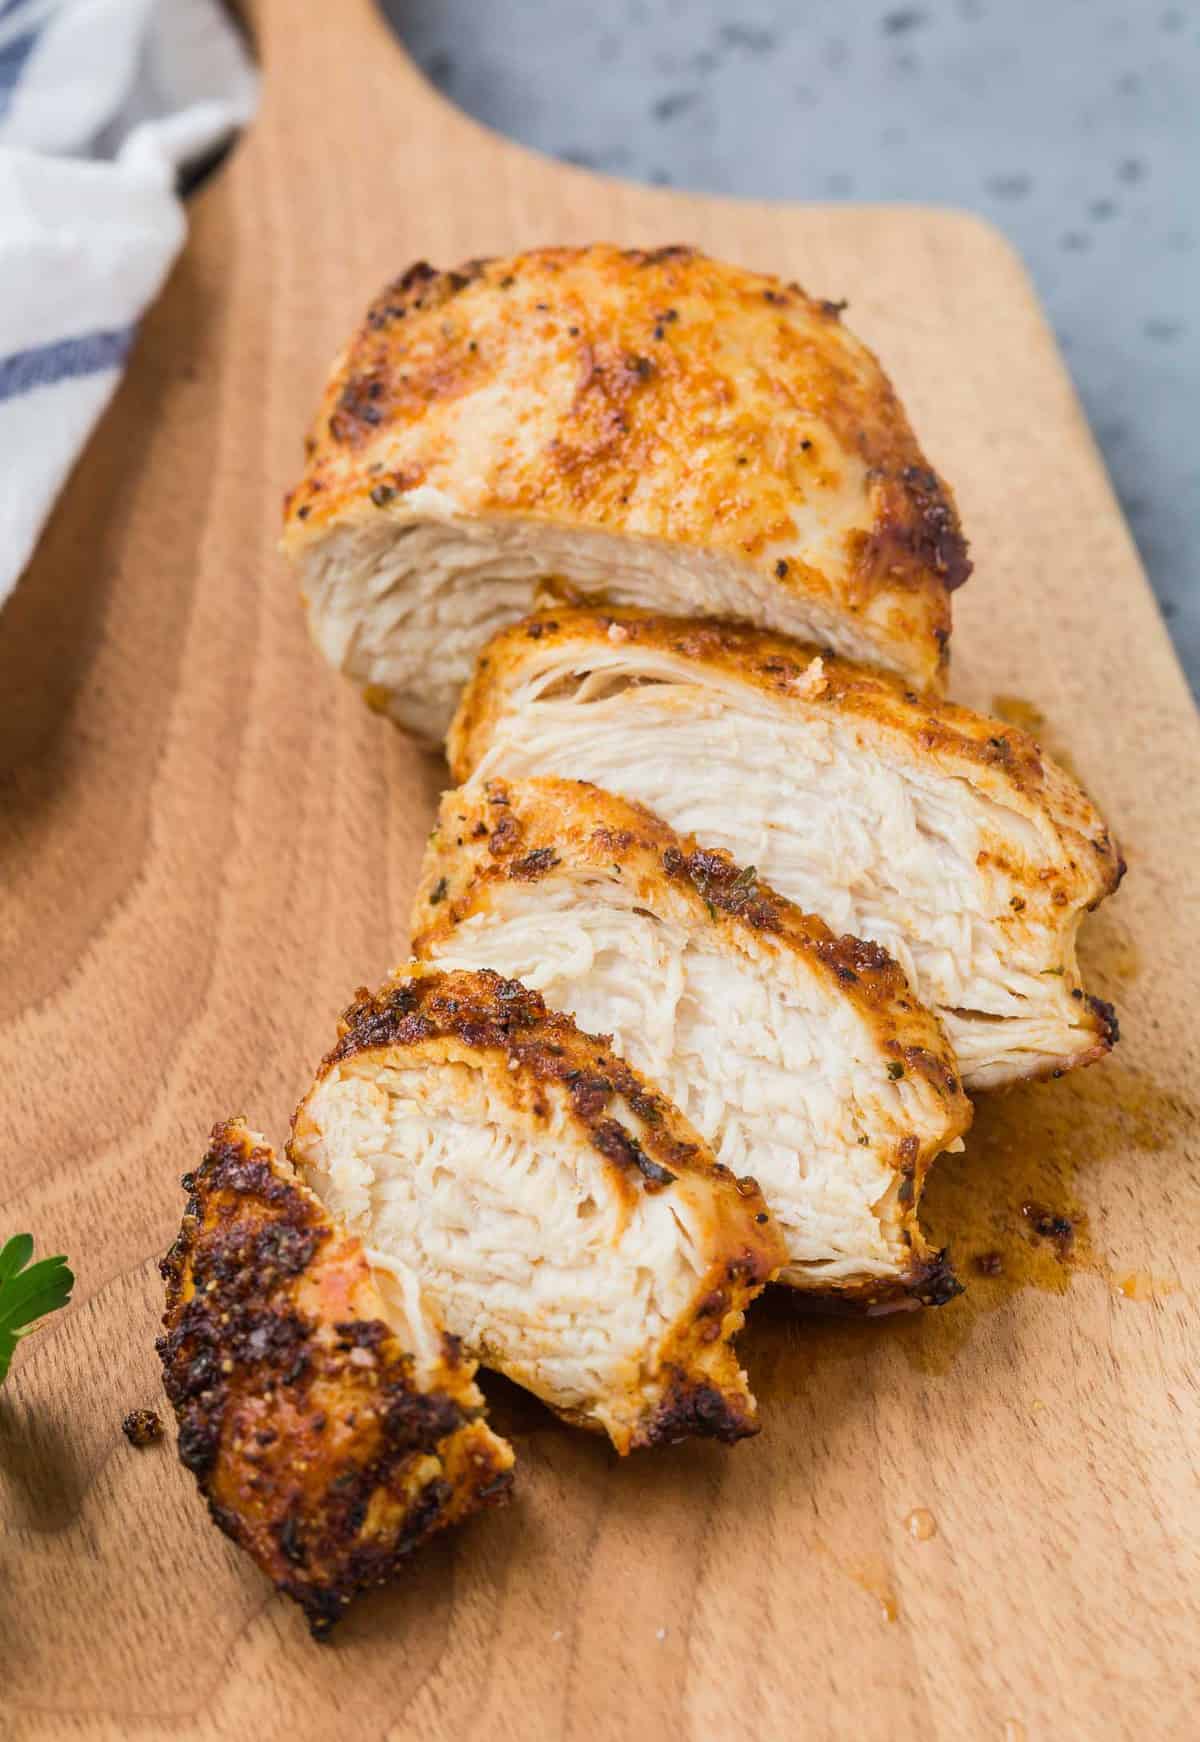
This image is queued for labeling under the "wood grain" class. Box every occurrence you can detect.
[2,2,1197,1736]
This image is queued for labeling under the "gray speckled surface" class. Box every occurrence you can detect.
[385,0,1199,690]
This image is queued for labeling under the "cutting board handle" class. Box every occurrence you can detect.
[244,0,625,224]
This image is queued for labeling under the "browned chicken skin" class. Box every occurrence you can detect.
[158,1120,514,1638]
[282,244,970,740]
[290,968,786,1452]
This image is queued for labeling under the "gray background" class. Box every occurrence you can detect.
[384,0,1198,690]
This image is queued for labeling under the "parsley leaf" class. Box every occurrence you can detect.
[0,1235,74,1386]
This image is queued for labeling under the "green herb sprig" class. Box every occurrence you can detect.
[0,1235,74,1386]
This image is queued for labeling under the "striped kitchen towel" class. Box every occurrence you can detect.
[0,0,256,610]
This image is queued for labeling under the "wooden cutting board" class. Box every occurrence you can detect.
[2,2,1197,1736]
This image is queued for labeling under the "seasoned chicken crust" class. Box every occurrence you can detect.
[158,1120,513,1638]
[413,778,970,1307]
[449,609,1123,1090]
[283,244,969,739]
[289,967,786,1452]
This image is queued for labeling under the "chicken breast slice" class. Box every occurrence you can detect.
[411,778,971,1308]
[158,1119,513,1639]
[449,611,1124,1092]
[282,244,969,741]
[289,968,785,1454]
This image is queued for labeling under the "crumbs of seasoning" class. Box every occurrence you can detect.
[755,1212,769,1224]
[775,560,789,578]
[1021,1202,1075,1257]
[428,877,449,906]
[591,1118,677,1190]
[820,298,849,317]
[974,1251,1005,1277]
[370,483,396,507]
[122,1408,163,1447]
[279,1516,306,1566]
[799,438,813,451]
[887,1061,905,1080]
[509,847,561,880]
[499,275,515,289]
[568,325,580,336]
[727,865,757,908]
[296,504,310,520]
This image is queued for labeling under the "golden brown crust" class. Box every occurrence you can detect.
[282,245,969,690]
[307,967,787,1447]
[448,607,1125,921]
[158,1120,514,1638]
[411,779,970,1309]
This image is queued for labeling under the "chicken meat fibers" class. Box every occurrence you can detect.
[449,610,1123,1091]
[289,968,786,1453]
[282,244,969,741]
[158,1120,514,1638]
[411,778,971,1308]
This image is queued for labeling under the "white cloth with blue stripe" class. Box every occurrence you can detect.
[0,0,256,608]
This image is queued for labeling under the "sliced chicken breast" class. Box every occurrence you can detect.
[411,778,970,1307]
[282,245,970,741]
[158,1119,513,1639]
[289,968,785,1453]
[449,611,1124,1091]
